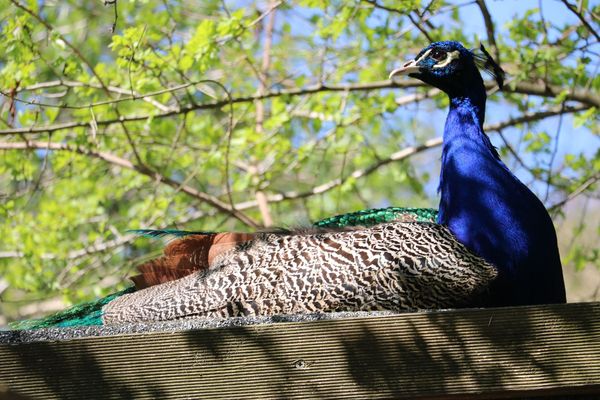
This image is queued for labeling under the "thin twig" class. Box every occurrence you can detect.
[549,172,600,211]
[104,0,118,33]
[10,0,111,94]
[560,0,600,42]
[128,25,148,97]
[13,80,172,111]
[475,0,500,63]
[362,0,434,42]
[544,102,566,202]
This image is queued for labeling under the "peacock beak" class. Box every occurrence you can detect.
[389,59,420,79]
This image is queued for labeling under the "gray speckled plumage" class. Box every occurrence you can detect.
[102,222,497,324]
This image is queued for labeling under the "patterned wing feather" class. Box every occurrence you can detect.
[103,223,496,324]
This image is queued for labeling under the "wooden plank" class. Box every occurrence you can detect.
[1,302,599,399]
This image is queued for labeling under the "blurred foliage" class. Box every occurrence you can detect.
[0,0,598,321]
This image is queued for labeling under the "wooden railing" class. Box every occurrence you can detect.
[1,302,599,399]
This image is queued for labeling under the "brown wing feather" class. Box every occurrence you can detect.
[131,232,254,289]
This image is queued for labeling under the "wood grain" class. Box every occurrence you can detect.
[1,302,599,399]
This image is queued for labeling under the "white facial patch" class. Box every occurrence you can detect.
[414,49,432,65]
[433,50,460,69]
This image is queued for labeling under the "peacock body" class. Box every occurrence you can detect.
[103,222,496,324]
[14,41,566,329]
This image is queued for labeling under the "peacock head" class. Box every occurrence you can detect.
[390,41,504,98]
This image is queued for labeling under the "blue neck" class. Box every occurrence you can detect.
[451,88,486,127]
[436,87,565,306]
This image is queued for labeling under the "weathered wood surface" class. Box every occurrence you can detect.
[1,302,599,399]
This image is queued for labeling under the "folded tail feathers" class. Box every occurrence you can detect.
[128,229,215,238]
[130,268,195,289]
[130,232,255,289]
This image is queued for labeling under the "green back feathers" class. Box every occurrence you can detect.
[314,207,438,228]
[11,207,438,329]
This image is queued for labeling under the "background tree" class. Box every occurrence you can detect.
[0,0,598,324]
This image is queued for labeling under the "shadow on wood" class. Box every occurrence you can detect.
[1,302,599,399]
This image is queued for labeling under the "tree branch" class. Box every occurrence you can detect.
[507,81,600,108]
[560,0,600,42]
[1,79,598,137]
[14,79,174,112]
[0,141,259,227]
[475,0,500,63]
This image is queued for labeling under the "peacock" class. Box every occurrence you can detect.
[13,41,566,329]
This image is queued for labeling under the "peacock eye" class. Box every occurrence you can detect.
[430,49,446,61]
